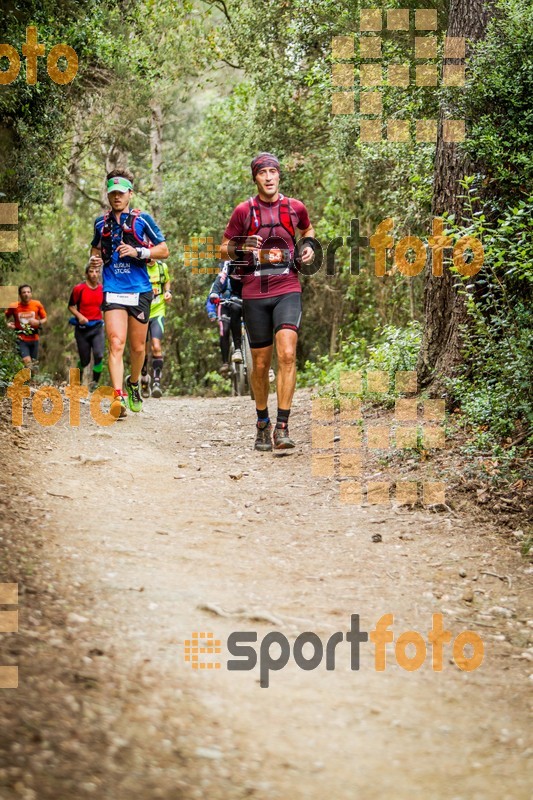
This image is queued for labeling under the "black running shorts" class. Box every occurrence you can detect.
[18,339,39,360]
[243,292,302,348]
[102,290,153,324]
[147,316,165,340]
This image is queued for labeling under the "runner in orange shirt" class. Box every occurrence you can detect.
[5,285,47,367]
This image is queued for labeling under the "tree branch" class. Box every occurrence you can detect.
[68,180,107,210]
[219,57,242,69]
[202,0,232,25]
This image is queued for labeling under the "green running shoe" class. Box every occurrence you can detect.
[125,375,143,412]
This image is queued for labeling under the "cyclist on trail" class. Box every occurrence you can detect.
[88,168,169,418]
[5,285,47,368]
[206,261,243,377]
[141,259,172,399]
[68,264,104,390]
[220,153,316,451]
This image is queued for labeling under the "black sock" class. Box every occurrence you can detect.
[276,408,290,427]
[141,356,148,377]
[153,357,163,382]
[256,407,269,427]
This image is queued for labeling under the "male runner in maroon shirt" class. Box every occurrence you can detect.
[220,153,316,451]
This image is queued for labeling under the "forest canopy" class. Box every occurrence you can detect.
[0,0,531,454]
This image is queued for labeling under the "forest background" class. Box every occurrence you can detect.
[0,0,531,468]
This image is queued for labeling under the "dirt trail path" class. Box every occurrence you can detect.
[1,390,532,799]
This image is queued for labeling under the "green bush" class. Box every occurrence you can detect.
[0,318,21,396]
[300,321,422,394]
[461,0,533,200]
[449,197,533,446]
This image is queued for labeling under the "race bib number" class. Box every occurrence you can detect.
[253,247,291,277]
[106,292,139,306]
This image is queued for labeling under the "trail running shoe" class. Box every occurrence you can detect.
[254,421,273,452]
[219,362,230,377]
[273,422,295,450]
[141,374,151,398]
[125,375,143,412]
[232,348,243,363]
[88,380,98,393]
[110,390,128,419]
[151,381,162,398]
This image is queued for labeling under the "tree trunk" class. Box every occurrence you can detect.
[329,310,339,357]
[150,100,163,215]
[418,0,495,394]
[63,110,83,212]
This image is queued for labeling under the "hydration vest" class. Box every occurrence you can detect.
[245,194,296,243]
[243,195,297,275]
[148,261,167,296]
[100,208,146,265]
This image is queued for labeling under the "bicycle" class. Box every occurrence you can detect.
[217,297,250,396]
[216,296,275,399]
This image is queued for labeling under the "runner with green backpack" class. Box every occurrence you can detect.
[141,259,172,398]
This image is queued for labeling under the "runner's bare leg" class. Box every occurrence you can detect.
[128,316,149,384]
[275,329,298,410]
[105,309,128,389]
[251,344,273,409]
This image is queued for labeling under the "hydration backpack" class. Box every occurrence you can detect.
[100,208,146,265]
[242,195,297,275]
[245,194,296,243]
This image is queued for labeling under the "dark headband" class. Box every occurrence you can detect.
[251,153,280,179]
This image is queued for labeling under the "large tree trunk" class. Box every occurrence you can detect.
[150,100,164,215]
[63,110,84,212]
[418,0,495,394]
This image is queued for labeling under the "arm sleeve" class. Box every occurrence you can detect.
[68,286,79,308]
[210,271,228,296]
[223,204,248,240]
[294,200,311,231]
[206,298,217,317]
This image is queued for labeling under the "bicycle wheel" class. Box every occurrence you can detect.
[242,327,254,400]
